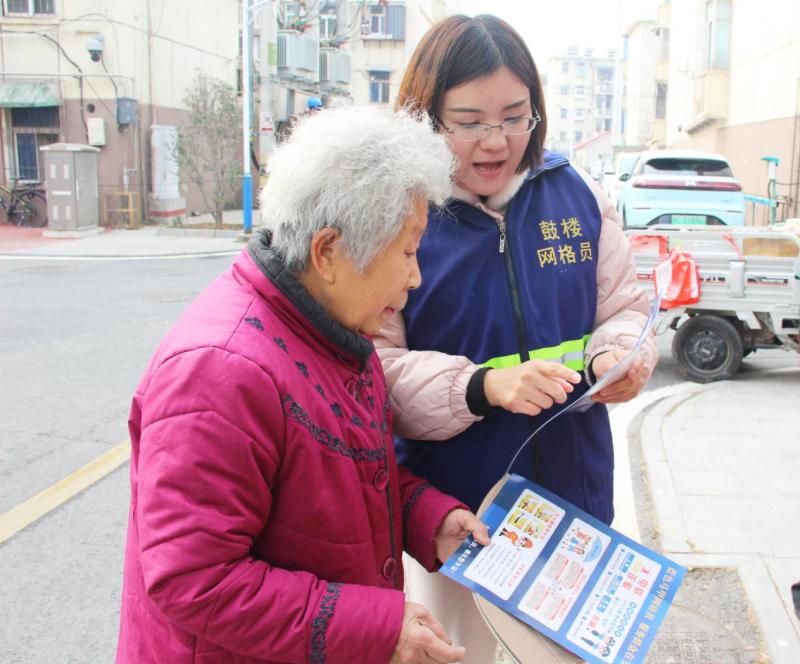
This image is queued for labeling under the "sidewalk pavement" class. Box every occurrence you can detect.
[611,370,800,663]
[0,221,247,259]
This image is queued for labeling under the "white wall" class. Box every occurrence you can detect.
[727,0,800,126]
[0,0,239,110]
[622,22,657,146]
[664,0,704,144]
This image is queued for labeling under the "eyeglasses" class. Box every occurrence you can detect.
[438,111,542,142]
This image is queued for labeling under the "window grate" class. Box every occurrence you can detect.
[4,0,54,15]
[11,106,60,128]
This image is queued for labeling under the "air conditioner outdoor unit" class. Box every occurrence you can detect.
[277,30,319,81]
[319,48,351,91]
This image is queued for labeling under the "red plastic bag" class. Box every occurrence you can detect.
[659,248,700,309]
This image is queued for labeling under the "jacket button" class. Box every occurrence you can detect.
[345,379,358,398]
[382,556,397,580]
[373,468,389,491]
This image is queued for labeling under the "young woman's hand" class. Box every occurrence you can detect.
[590,350,646,403]
[390,602,465,663]
[435,508,490,563]
[483,360,582,416]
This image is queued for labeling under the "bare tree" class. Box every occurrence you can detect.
[175,73,241,228]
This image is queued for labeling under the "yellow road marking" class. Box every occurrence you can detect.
[0,441,131,545]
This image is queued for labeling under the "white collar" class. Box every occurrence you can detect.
[451,170,529,213]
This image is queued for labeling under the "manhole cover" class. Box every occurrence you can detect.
[141,291,197,303]
[12,265,78,275]
[645,605,751,663]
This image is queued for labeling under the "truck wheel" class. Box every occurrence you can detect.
[673,315,743,383]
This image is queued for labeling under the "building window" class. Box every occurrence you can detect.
[704,0,731,69]
[3,0,54,14]
[575,108,585,120]
[369,4,387,35]
[656,27,670,63]
[655,82,667,119]
[574,131,583,143]
[362,3,405,40]
[560,85,569,95]
[282,2,306,30]
[575,86,585,98]
[369,71,390,104]
[560,107,568,119]
[8,106,60,181]
[576,62,586,78]
[559,131,567,142]
[319,1,337,41]
[561,61,569,73]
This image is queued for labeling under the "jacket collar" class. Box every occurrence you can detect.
[450,150,571,213]
[245,231,373,367]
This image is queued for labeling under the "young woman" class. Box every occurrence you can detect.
[376,15,657,662]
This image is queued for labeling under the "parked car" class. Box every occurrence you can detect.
[616,150,745,228]
[602,152,640,208]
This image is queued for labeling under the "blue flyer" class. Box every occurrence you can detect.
[441,474,685,664]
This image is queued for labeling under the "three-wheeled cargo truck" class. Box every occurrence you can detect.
[626,225,800,382]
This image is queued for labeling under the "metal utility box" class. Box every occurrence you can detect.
[319,47,351,92]
[40,143,100,231]
[277,30,318,82]
[117,97,138,126]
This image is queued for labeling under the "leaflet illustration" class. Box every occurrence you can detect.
[442,474,685,664]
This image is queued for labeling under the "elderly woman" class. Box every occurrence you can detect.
[116,106,488,664]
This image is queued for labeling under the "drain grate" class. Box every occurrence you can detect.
[646,601,754,663]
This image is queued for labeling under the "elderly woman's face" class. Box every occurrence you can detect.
[334,197,427,335]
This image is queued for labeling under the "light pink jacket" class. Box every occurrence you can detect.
[375,169,657,441]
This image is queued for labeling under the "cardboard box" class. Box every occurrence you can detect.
[743,229,800,257]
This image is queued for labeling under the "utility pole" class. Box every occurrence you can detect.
[242,1,254,234]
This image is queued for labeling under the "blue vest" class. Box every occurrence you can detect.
[397,152,614,523]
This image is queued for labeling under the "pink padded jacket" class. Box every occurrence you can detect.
[116,244,464,663]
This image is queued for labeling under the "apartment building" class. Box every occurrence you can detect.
[616,20,658,151]
[646,0,800,219]
[544,46,615,158]
[342,1,445,108]
[0,0,240,222]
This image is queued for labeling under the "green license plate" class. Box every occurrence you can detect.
[672,214,706,225]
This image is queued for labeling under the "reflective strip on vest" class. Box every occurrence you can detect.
[481,335,591,371]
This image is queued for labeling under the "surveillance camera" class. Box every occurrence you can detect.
[87,35,105,62]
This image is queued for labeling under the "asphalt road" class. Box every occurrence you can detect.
[0,255,236,664]
[0,254,795,663]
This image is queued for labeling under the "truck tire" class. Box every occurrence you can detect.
[673,315,743,383]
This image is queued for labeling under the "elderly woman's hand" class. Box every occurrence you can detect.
[435,509,490,564]
[483,360,583,416]
[590,350,647,404]
[390,602,465,664]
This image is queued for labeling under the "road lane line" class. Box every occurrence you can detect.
[0,441,131,545]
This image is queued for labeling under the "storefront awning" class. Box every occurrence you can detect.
[0,80,61,108]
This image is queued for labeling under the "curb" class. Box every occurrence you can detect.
[0,250,242,260]
[635,375,800,664]
[608,382,705,542]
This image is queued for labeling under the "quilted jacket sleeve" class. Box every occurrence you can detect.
[574,168,658,383]
[396,465,467,571]
[135,347,404,663]
[374,312,482,440]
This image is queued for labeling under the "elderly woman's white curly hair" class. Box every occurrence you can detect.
[259,104,454,274]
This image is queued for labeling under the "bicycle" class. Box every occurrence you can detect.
[0,180,48,227]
